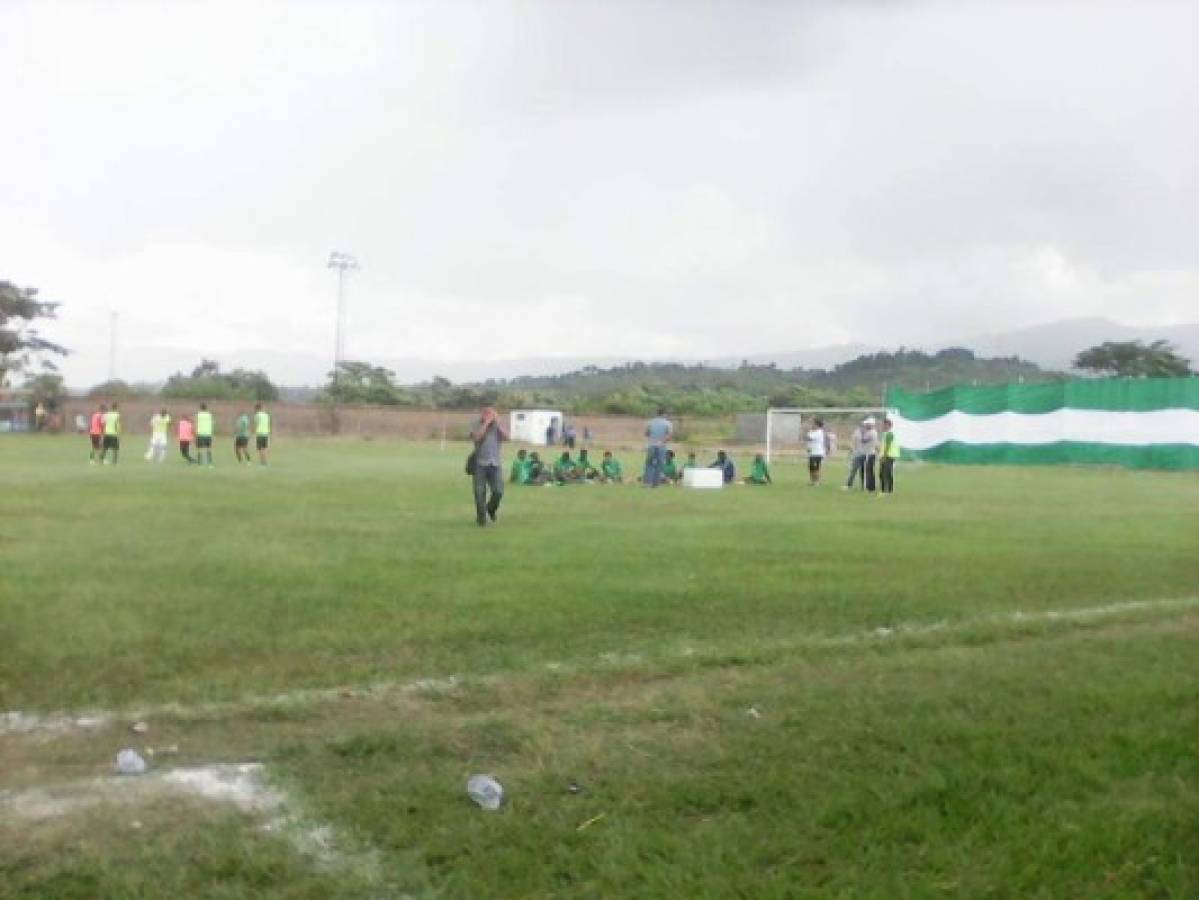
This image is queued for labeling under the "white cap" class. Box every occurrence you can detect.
[862,416,876,425]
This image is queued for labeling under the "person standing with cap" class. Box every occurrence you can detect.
[845,416,879,492]
[469,406,508,526]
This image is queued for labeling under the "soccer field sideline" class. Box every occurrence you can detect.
[4,592,1197,736]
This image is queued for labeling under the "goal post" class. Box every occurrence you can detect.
[764,408,805,465]
[764,407,892,464]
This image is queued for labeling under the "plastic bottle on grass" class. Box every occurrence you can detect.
[467,774,503,810]
[115,749,148,775]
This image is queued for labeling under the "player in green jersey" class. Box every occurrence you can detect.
[195,403,215,467]
[253,403,271,465]
[234,411,252,464]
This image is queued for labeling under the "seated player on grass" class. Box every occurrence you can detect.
[600,450,624,483]
[576,448,600,481]
[681,451,699,475]
[553,451,580,484]
[661,449,681,484]
[709,450,736,484]
[745,452,772,485]
[510,447,530,483]
[525,452,552,484]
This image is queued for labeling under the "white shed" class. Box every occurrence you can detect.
[509,409,563,446]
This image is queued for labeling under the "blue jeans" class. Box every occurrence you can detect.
[473,463,504,522]
[847,454,876,491]
[643,445,667,486]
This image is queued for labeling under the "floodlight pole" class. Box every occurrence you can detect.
[326,251,360,434]
[108,311,118,383]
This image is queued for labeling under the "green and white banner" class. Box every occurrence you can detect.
[888,378,1199,470]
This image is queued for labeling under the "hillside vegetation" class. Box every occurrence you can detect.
[454,348,1055,415]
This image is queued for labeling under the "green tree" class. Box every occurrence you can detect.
[23,372,66,408]
[162,360,279,401]
[319,361,420,406]
[0,280,67,385]
[1073,340,1193,378]
[87,379,143,398]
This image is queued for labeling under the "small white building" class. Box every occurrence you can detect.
[509,409,563,446]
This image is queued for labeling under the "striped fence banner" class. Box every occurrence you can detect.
[887,377,1199,470]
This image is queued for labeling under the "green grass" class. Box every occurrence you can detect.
[1,436,1197,897]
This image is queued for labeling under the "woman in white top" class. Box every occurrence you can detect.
[806,418,827,485]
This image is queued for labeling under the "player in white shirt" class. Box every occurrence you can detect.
[145,408,172,463]
[806,418,828,485]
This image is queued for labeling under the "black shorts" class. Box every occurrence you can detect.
[256,435,269,450]
[102,435,119,449]
[90,434,102,449]
[196,435,212,449]
[235,436,249,448]
[808,455,824,473]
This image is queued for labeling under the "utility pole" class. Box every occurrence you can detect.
[326,251,359,434]
[108,311,118,383]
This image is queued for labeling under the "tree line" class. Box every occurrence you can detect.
[3,277,1194,415]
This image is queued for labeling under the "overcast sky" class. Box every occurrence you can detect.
[3,0,1197,386]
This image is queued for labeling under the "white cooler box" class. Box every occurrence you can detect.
[682,467,723,489]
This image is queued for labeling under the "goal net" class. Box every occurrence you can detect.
[764,407,891,464]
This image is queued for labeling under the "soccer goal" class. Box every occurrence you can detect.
[764,407,891,464]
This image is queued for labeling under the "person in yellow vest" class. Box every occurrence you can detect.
[253,403,271,465]
[195,402,215,467]
[99,402,121,465]
[879,417,900,495]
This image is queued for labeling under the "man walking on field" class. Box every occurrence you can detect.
[469,406,507,526]
[253,403,271,465]
[88,403,106,464]
[642,407,673,487]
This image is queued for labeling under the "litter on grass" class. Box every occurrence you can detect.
[467,774,504,810]
[115,749,148,775]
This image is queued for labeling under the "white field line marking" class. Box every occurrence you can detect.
[3,596,1195,738]
[0,762,380,879]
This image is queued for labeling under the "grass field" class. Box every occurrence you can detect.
[1,435,1197,898]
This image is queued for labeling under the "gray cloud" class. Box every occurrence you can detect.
[1,0,1195,386]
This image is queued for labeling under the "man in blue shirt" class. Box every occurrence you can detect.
[642,407,673,487]
[470,406,508,526]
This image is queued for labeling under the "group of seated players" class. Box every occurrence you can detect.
[509,447,773,486]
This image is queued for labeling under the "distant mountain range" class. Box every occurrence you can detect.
[104,317,1197,390]
[707,319,1199,375]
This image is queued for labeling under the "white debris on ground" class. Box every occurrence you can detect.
[0,710,110,738]
[0,762,379,879]
[160,763,283,812]
[115,748,149,775]
[0,763,277,822]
